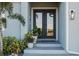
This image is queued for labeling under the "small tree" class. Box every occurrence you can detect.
[0,2,25,52]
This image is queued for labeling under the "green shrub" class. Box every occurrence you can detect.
[32,26,42,36]
[0,51,3,56]
[18,39,28,53]
[24,32,33,43]
[3,36,28,55]
[32,26,38,36]
[11,38,20,54]
[37,28,42,37]
[3,36,16,55]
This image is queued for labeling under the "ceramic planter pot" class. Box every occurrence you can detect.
[32,36,38,44]
[28,43,33,48]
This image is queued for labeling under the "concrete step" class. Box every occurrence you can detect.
[23,54,66,56]
[23,40,68,56]
[37,41,59,44]
[23,53,77,56]
[24,47,66,54]
[24,48,67,55]
[37,39,56,42]
[25,47,64,50]
[35,43,61,48]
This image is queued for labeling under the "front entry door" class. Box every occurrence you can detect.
[33,9,56,39]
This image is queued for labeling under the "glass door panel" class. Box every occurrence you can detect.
[47,12,54,37]
[36,13,42,29]
[33,9,56,39]
[35,12,42,38]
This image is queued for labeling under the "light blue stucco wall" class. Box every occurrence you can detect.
[68,2,79,53]
[3,2,30,39]
[58,2,66,49]
[3,2,21,39]
[20,2,30,39]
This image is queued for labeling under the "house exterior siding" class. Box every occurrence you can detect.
[68,2,79,53]
[2,2,79,54]
[58,2,66,49]
[2,2,67,47]
[3,2,21,39]
[20,2,30,39]
[1,2,79,55]
[3,2,30,39]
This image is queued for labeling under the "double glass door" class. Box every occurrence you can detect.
[33,9,56,39]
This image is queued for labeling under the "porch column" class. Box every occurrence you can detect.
[20,2,30,39]
[58,2,66,49]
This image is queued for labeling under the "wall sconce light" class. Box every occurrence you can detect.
[70,10,75,20]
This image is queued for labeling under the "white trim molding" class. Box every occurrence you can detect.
[66,2,69,53]
[31,7,58,41]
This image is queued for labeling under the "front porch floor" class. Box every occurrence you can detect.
[23,39,78,56]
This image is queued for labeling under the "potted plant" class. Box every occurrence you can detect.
[24,32,34,48]
[32,26,38,44]
[37,28,42,38]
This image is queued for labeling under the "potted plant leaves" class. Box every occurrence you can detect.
[18,40,26,54]
[37,28,42,38]
[24,32,34,48]
[11,38,20,56]
[3,36,13,55]
[32,26,38,44]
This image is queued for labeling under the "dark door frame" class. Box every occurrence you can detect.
[31,7,58,41]
[33,9,56,39]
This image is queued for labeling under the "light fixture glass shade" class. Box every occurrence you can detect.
[70,10,75,20]
[71,13,75,19]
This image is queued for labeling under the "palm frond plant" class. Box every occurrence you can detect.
[0,2,25,53]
